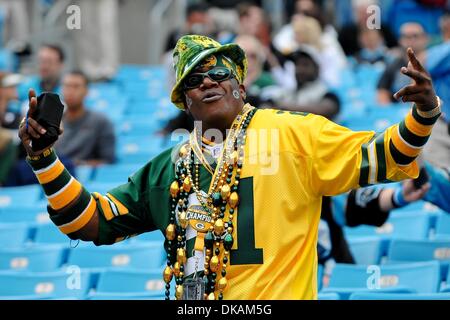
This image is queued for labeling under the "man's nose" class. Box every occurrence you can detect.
[200,76,219,89]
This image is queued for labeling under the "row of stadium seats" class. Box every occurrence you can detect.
[1,259,449,300]
[0,268,166,300]
[0,241,165,272]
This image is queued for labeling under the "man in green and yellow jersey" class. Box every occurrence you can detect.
[19,35,442,300]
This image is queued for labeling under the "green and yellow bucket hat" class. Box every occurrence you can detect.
[170,34,248,110]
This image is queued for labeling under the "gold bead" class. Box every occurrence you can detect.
[227,227,233,234]
[224,250,229,255]
[183,176,192,192]
[220,184,231,200]
[209,226,214,232]
[218,277,228,290]
[209,255,220,272]
[165,224,176,240]
[215,241,220,247]
[173,262,181,277]
[229,214,234,220]
[231,150,238,164]
[163,266,173,283]
[170,181,179,198]
[179,211,188,229]
[221,173,226,179]
[179,272,184,278]
[177,248,186,264]
[211,214,217,220]
[228,192,239,208]
[236,168,241,174]
[207,292,216,300]
[206,249,212,255]
[177,235,182,242]
[222,264,227,268]
[204,269,209,275]
[214,219,225,236]
[175,285,183,300]
[213,207,218,212]
[234,180,239,186]
[179,145,188,157]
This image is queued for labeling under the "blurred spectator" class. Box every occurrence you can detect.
[320,178,430,268]
[0,0,30,54]
[0,72,19,185]
[0,71,22,129]
[354,28,392,66]
[71,0,120,81]
[218,2,271,48]
[164,3,216,53]
[234,35,279,108]
[55,71,116,166]
[377,22,428,105]
[274,13,346,87]
[427,10,450,119]
[277,47,340,120]
[17,44,64,101]
[424,11,450,168]
[337,0,397,57]
[423,162,450,213]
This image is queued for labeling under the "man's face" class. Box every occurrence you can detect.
[183,63,245,129]
[38,47,63,81]
[62,74,88,109]
[295,55,319,86]
[399,23,428,53]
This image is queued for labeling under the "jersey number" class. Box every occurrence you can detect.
[230,177,264,265]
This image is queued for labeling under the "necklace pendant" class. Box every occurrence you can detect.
[183,277,205,300]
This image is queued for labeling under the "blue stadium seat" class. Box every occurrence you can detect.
[0,270,91,299]
[387,239,450,281]
[348,237,383,265]
[93,164,141,183]
[0,48,17,71]
[95,268,165,293]
[435,213,450,238]
[83,182,117,195]
[349,292,450,300]
[67,242,165,270]
[75,165,94,184]
[0,205,49,224]
[0,223,31,247]
[0,245,66,272]
[132,230,165,243]
[344,211,432,240]
[34,223,70,244]
[88,292,165,300]
[0,185,43,208]
[324,261,441,299]
[317,292,340,300]
[318,264,324,292]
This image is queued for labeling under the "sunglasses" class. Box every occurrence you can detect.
[183,67,233,90]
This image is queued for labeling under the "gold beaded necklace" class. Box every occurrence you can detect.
[163,104,256,300]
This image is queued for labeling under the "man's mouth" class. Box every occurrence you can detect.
[202,92,224,103]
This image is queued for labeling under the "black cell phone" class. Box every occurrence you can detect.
[413,167,429,189]
[31,92,64,151]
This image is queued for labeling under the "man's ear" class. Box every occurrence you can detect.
[239,83,247,100]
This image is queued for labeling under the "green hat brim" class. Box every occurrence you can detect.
[170,43,247,110]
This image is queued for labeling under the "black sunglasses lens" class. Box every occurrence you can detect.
[210,68,230,81]
[185,75,203,88]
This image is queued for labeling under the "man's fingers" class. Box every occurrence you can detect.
[393,84,422,100]
[27,89,38,117]
[27,118,46,135]
[400,93,425,103]
[401,66,428,83]
[27,126,41,139]
[407,47,424,71]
